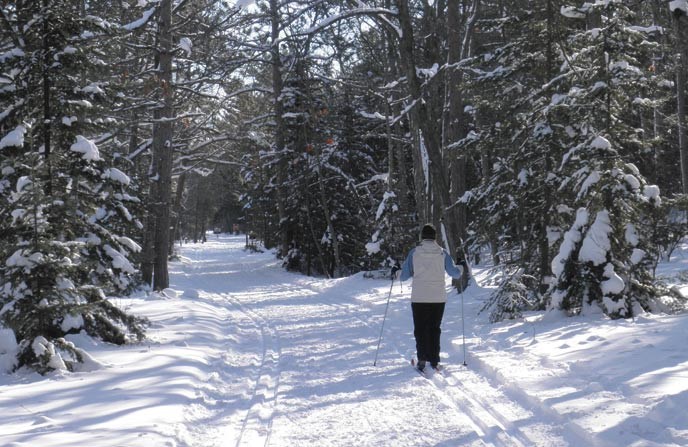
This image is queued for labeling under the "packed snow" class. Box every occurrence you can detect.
[1,234,687,446]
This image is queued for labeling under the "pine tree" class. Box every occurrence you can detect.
[547,1,685,317]
[0,0,146,373]
[466,1,572,320]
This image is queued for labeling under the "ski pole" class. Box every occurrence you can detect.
[373,276,395,366]
[460,283,467,366]
[456,239,472,367]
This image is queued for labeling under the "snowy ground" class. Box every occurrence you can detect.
[1,234,687,447]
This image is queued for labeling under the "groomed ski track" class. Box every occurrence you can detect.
[170,235,586,447]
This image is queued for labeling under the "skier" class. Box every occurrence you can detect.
[392,224,463,372]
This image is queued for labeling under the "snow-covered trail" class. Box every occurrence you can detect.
[4,235,685,447]
[172,235,574,447]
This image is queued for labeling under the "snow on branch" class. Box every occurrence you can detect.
[70,135,101,161]
[0,125,26,149]
[446,130,480,151]
[0,47,24,64]
[0,99,25,124]
[291,3,398,40]
[304,7,397,35]
[355,0,401,38]
[374,191,397,221]
[355,174,389,189]
[390,98,418,126]
[627,25,664,35]
[416,63,439,79]
[670,0,688,15]
[357,110,387,120]
[122,6,156,31]
[560,6,586,19]
[126,139,152,161]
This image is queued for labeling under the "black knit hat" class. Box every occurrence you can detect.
[420,224,436,240]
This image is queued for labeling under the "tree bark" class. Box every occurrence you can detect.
[305,192,329,277]
[171,172,187,250]
[42,0,52,195]
[151,0,174,290]
[446,0,476,290]
[395,0,461,252]
[140,208,155,284]
[538,0,555,292]
[674,8,688,194]
[315,156,342,277]
[270,0,290,257]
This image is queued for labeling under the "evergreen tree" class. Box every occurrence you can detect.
[467,1,572,320]
[547,1,684,317]
[0,0,146,373]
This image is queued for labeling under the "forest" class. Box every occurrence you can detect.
[2,0,688,372]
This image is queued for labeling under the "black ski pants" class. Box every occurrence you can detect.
[411,302,445,366]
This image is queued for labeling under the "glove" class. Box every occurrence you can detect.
[390,261,401,278]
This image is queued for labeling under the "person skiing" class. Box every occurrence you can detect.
[392,224,463,372]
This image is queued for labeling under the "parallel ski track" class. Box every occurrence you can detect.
[429,368,538,447]
[199,254,581,447]
[305,281,578,447]
[288,282,494,447]
[224,293,281,447]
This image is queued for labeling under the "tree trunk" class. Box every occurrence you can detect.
[42,0,52,195]
[410,117,429,225]
[171,172,187,251]
[140,205,155,284]
[446,0,475,290]
[538,0,555,293]
[305,192,330,277]
[270,0,290,257]
[151,0,174,290]
[315,157,342,277]
[396,0,461,253]
[674,8,688,194]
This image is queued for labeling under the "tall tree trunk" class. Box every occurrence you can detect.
[446,0,475,290]
[305,192,329,277]
[140,205,155,285]
[42,0,52,195]
[171,172,187,251]
[383,0,410,224]
[674,8,688,194]
[127,117,156,284]
[410,117,429,225]
[315,157,342,277]
[151,0,174,290]
[538,0,555,292]
[193,195,200,243]
[396,0,461,253]
[270,0,290,257]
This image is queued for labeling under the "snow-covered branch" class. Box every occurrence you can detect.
[121,6,157,31]
[302,6,397,36]
[670,0,688,15]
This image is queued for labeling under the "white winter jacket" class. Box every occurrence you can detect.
[399,240,462,303]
